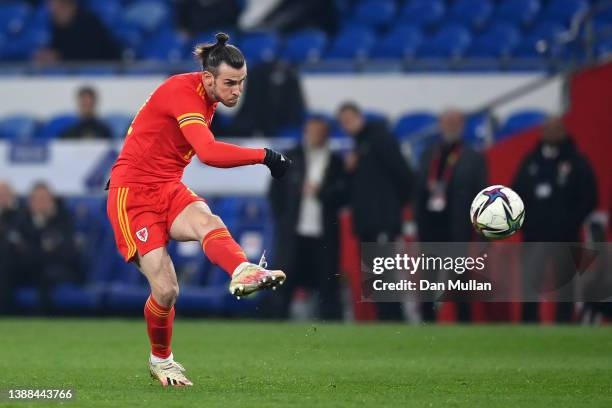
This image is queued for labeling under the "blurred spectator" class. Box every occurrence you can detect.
[513,117,597,242]
[60,86,112,140]
[266,116,348,320]
[176,0,241,38]
[35,0,121,63]
[414,109,488,322]
[513,116,598,322]
[14,182,80,314]
[337,102,413,320]
[415,110,488,242]
[0,181,21,314]
[227,62,304,137]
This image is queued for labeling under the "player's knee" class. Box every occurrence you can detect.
[196,214,225,237]
[156,281,179,306]
[208,214,225,229]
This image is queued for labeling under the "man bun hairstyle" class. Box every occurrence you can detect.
[194,32,245,76]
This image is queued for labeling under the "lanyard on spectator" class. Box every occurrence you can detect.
[426,144,462,212]
[427,144,462,188]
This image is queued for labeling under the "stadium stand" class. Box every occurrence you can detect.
[0,0,607,69]
[1,0,610,319]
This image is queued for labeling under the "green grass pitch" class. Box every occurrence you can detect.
[1,319,611,407]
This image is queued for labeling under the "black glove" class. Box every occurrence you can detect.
[263,148,292,179]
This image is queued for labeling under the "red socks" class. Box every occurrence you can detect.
[144,295,175,359]
[143,228,245,358]
[202,227,248,275]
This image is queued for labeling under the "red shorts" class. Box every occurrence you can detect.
[106,182,205,262]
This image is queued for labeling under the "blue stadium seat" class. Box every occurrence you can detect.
[325,25,376,59]
[447,0,493,30]
[35,114,78,140]
[14,284,104,313]
[542,0,589,26]
[30,2,49,28]
[52,284,104,313]
[466,22,521,57]
[14,287,39,311]
[351,0,397,30]
[493,0,541,27]
[417,24,472,58]
[393,112,438,139]
[0,2,31,37]
[105,283,150,313]
[497,109,548,139]
[214,196,273,263]
[64,196,112,285]
[174,285,226,314]
[464,113,491,149]
[167,240,210,286]
[239,32,280,65]
[138,29,187,62]
[103,113,132,139]
[369,24,423,59]
[399,0,446,28]
[0,27,49,60]
[280,29,328,64]
[0,115,37,140]
[514,22,566,57]
[122,0,171,34]
[111,23,144,50]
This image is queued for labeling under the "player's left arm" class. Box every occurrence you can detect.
[173,87,290,177]
[180,122,291,177]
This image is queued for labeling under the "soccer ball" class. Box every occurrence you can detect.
[470,185,525,239]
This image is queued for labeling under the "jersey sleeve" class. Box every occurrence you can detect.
[169,81,265,168]
[169,81,211,130]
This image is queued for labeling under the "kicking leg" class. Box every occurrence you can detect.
[169,201,286,298]
[137,247,192,387]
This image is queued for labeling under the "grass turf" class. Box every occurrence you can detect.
[1,319,611,407]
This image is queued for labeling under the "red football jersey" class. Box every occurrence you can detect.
[110,72,219,186]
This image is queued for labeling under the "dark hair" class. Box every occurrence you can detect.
[194,32,245,76]
[337,101,362,116]
[77,86,97,99]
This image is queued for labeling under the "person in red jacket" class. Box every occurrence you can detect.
[106,33,290,387]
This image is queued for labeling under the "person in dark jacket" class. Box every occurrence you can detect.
[35,0,121,63]
[512,116,598,322]
[61,86,112,140]
[14,182,81,314]
[338,102,413,242]
[337,102,413,320]
[415,110,488,243]
[266,115,348,320]
[414,109,488,322]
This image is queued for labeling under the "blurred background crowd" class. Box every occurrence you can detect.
[0,0,610,323]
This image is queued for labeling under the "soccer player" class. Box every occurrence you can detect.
[106,33,290,387]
